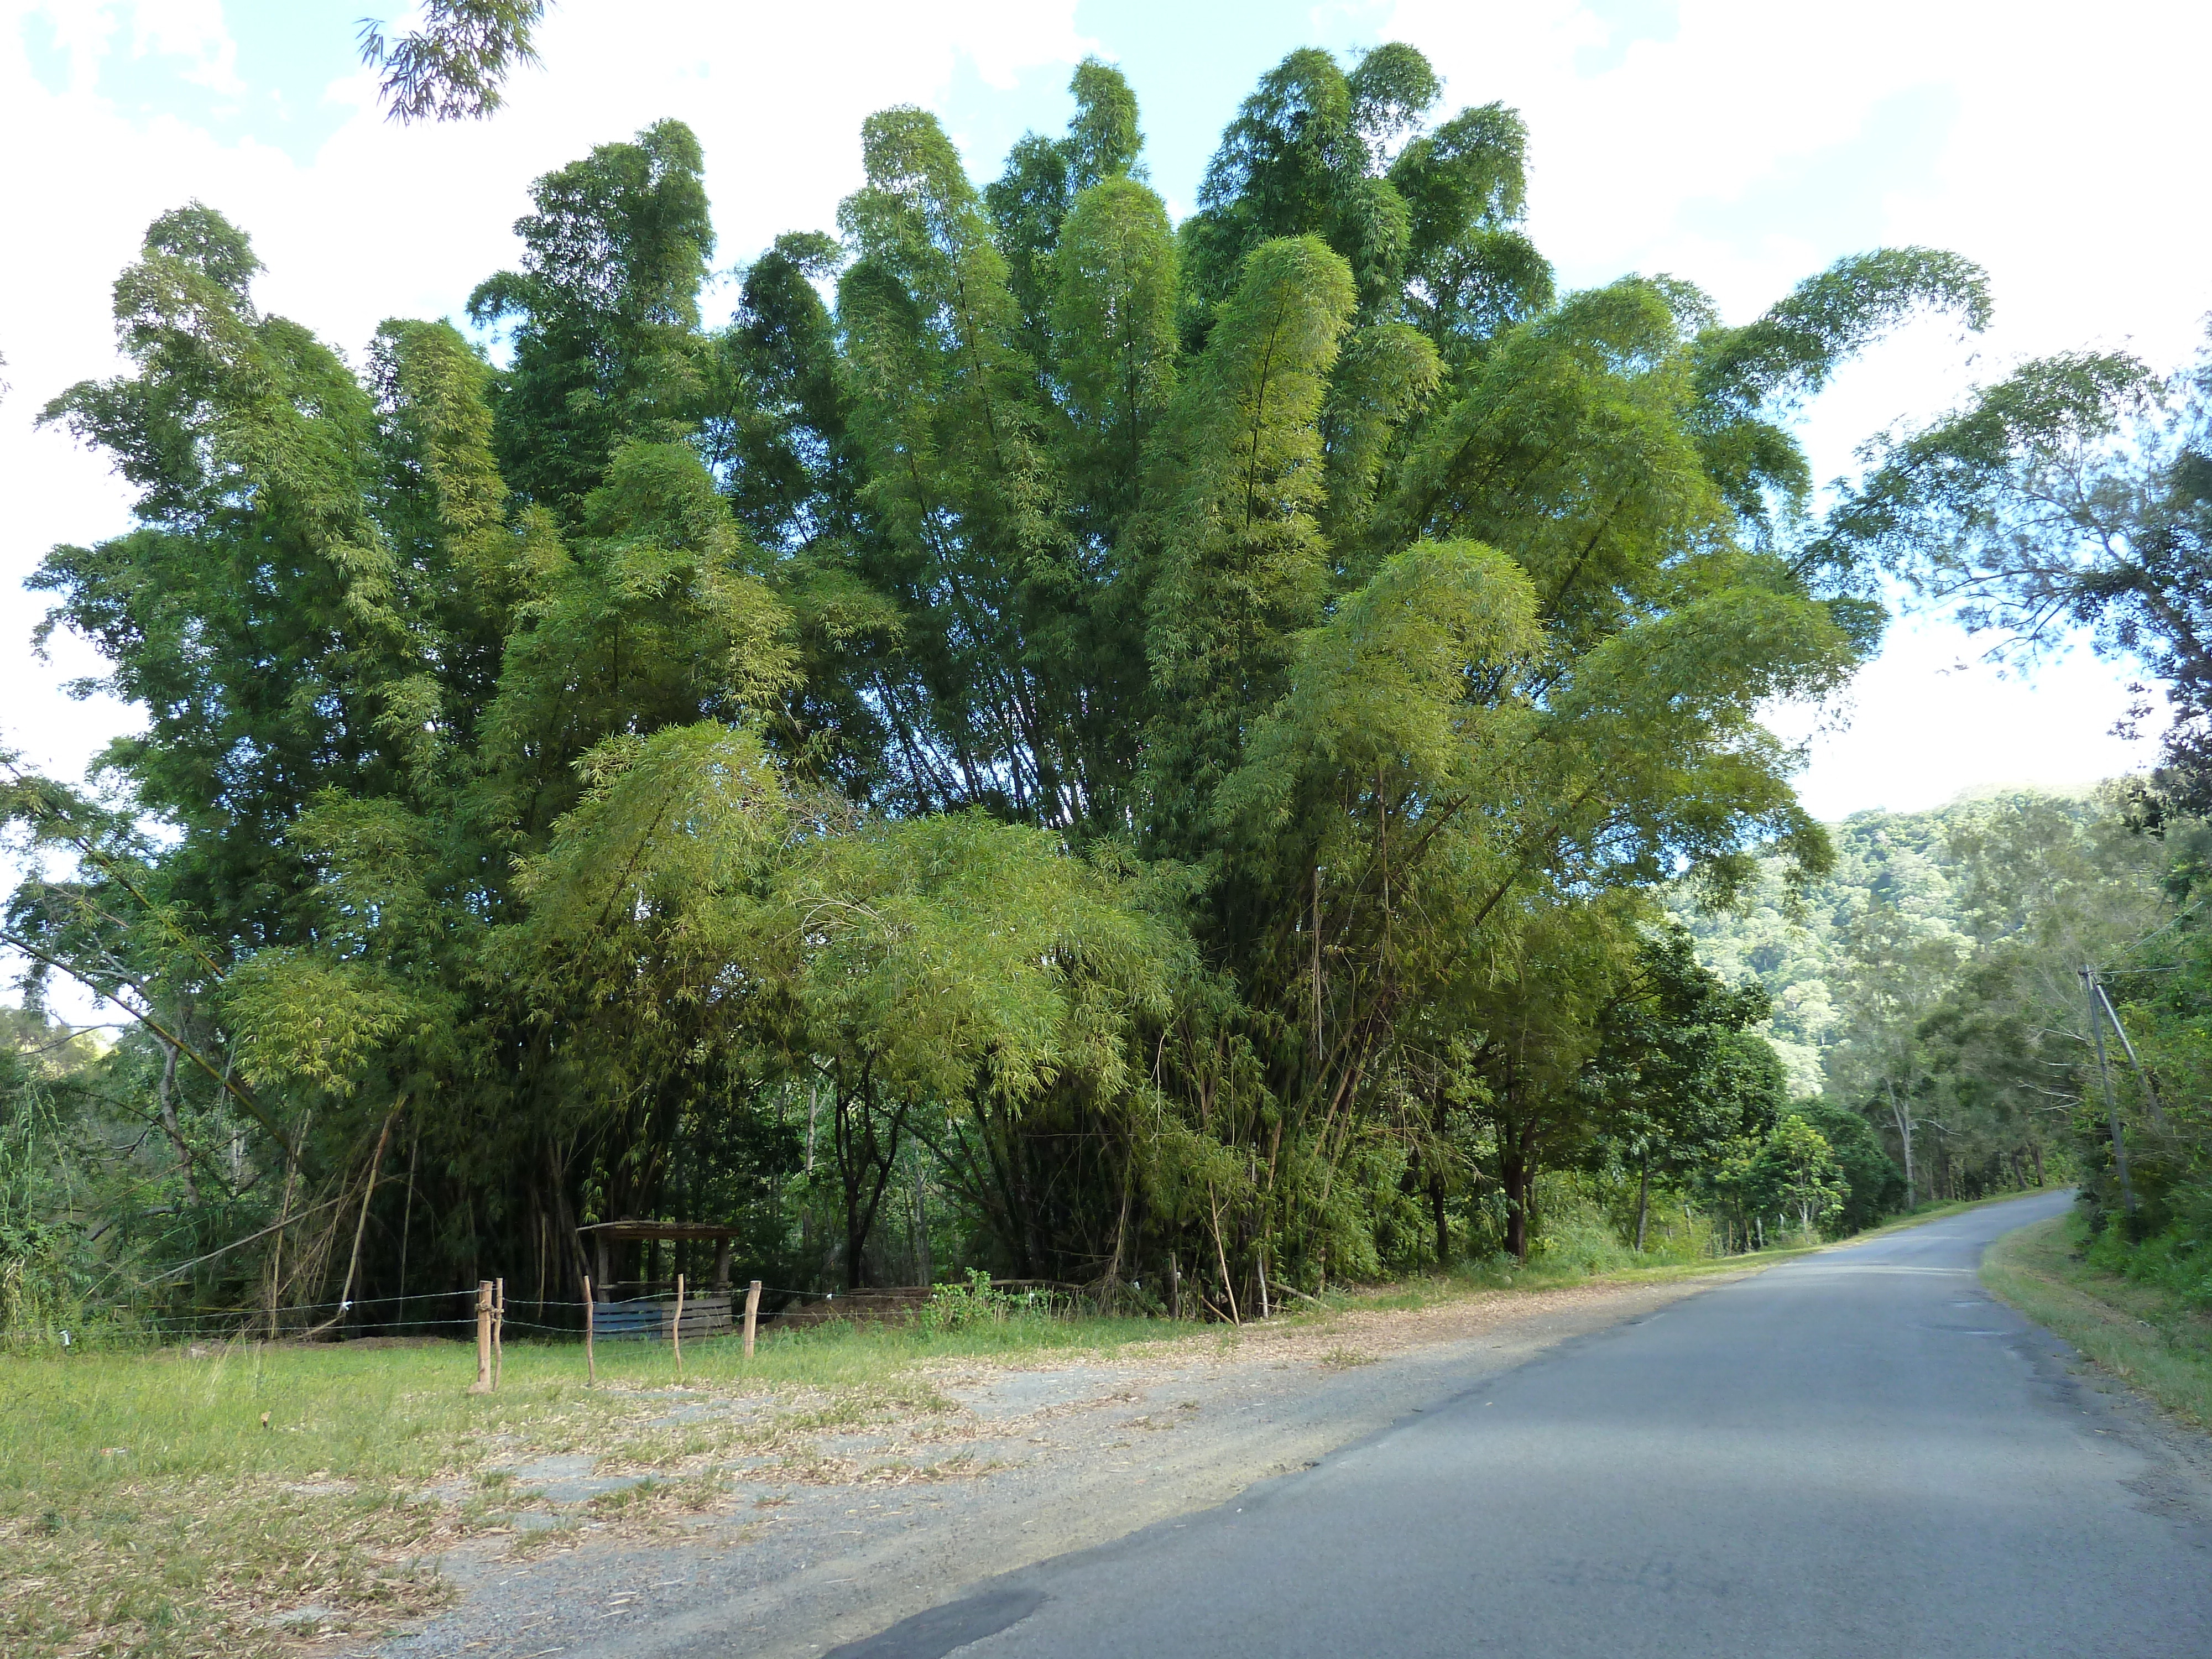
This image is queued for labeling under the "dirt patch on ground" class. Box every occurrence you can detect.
[372,1274,1737,1659]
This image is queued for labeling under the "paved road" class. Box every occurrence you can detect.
[836,1192,2212,1658]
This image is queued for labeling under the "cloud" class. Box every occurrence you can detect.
[1764,611,2159,820]
[1386,0,2208,810]
[1390,1,2210,373]
[131,0,242,95]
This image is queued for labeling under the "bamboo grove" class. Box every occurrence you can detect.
[7,45,2017,1323]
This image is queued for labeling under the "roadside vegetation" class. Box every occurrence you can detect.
[0,1151,2052,1659]
[1715,784,2212,1374]
[1985,1211,2212,1430]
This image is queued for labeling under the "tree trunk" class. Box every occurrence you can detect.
[1427,1080,1452,1272]
[1500,1124,1535,1264]
[1886,1079,1915,1207]
[1208,1184,1240,1324]
[837,1073,909,1291]
[840,1123,872,1291]
[1430,1172,1451,1272]
[1634,1156,1651,1253]
[545,1138,591,1301]
[911,1145,933,1285]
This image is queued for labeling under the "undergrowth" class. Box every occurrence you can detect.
[2080,1204,2212,1311]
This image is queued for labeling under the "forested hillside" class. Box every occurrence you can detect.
[3,43,2206,1340]
[1674,787,2147,1098]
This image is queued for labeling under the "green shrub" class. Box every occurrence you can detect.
[915,1269,1014,1334]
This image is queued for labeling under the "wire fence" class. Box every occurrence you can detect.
[73,1277,971,1348]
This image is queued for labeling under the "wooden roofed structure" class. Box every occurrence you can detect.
[576,1219,744,1301]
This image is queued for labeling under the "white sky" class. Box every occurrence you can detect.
[2,0,2205,837]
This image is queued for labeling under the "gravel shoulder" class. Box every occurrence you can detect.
[375,1274,1741,1659]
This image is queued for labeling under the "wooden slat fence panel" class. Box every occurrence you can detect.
[591,1295,733,1340]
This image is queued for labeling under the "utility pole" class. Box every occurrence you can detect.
[2091,978,2169,1131]
[2081,966,2135,1213]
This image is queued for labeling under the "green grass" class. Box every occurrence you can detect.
[1259,1235,1829,1327]
[6,1259,1741,1656]
[1982,1212,2212,1430]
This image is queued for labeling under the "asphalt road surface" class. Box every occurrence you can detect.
[834,1191,2212,1658]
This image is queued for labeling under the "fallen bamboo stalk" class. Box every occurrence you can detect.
[307,1102,404,1340]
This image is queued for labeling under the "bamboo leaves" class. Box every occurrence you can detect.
[1144,234,1357,852]
[12,43,2024,1310]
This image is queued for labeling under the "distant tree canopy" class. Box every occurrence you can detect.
[8,47,2025,1322]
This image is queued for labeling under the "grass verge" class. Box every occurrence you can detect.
[0,1312,1173,1658]
[1982,1212,2212,1430]
[1327,1244,1818,1318]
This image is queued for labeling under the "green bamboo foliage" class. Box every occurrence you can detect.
[1049,177,1179,521]
[1144,234,1358,855]
[11,44,2048,1322]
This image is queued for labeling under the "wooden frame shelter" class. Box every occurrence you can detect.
[576,1219,743,1300]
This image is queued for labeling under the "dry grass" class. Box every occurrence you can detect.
[0,1309,1198,1658]
[1982,1213,2212,1430]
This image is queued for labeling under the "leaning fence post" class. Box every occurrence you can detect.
[469,1280,493,1393]
[493,1277,505,1390]
[743,1279,761,1359]
[672,1272,685,1382]
[582,1274,596,1385]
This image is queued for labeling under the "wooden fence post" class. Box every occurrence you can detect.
[493,1277,505,1390]
[469,1280,493,1393]
[583,1274,596,1385]
[672,1272,685,1382]
[743,1279,761,1359]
